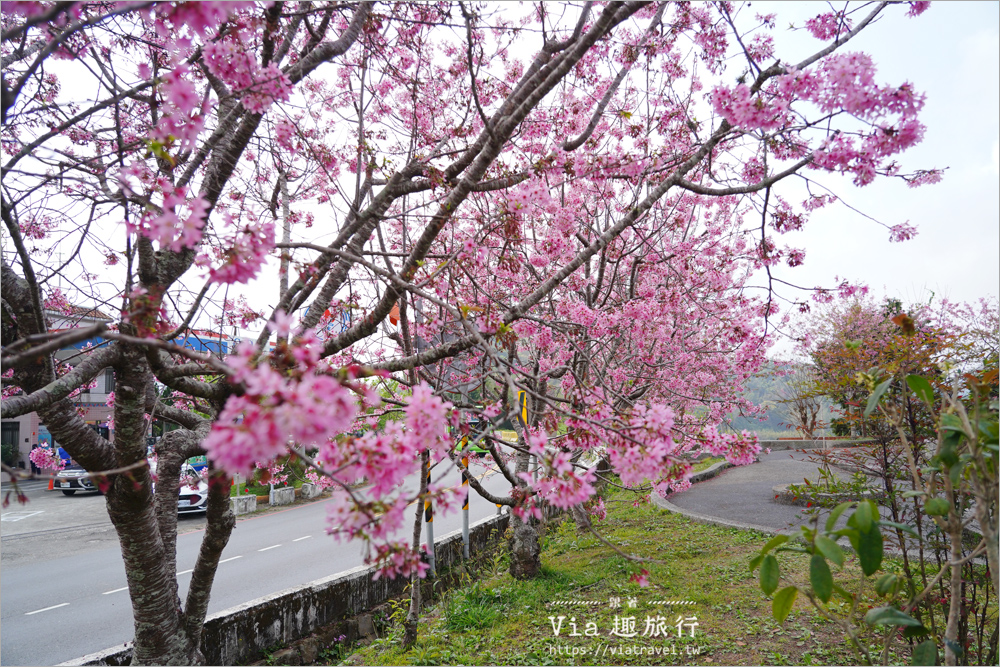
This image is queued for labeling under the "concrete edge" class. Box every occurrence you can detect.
[688,459,732,484]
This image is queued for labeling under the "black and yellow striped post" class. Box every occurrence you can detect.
[461,454,470,559]
[518,390,538,482]
[424,466,435,577]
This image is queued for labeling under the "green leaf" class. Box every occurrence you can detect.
[865,606,922,627]
[772,586,798,623]
[761,533,790,555]
[814,535,844,567]
[901,490,925,499]
[833,526,858,537]
[949,460,963,486]
[849,523,883,576]
[760,554,780,595]
[878,520,919,538]
[749,553,764,572]
[940,413,965,433]
[832,583,854,603]
[875,573,898,596]
[905,375,935,408]
[775,545,809,554]
[924,497,950,516]
[978,418,998,445]
[938,432,961,468]
[825,501,854,532]
[865,378,893,418]
[810,554,833,603]
[849,500,875,533]
[904,624,931,639]
[911,639,937,666]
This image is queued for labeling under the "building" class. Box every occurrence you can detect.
[1,305,232,472]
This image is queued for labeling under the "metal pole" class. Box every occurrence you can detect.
[424,466,436,577]
[461,455,470,559]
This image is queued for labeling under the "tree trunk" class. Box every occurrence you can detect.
[403,450,429,648]
[508,447,541,579]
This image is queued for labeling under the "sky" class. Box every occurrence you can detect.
[745,1,999,311]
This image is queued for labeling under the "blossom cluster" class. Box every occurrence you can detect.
[202,32,291,114]
[203,338,359,476]
[29,444,64,472]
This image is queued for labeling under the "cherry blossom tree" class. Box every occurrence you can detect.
[2,1,939,662]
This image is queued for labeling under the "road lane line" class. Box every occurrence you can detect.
[177,568,194,575]
[258,544,282,552]
[219,555,242,563]
[102,587,128,595]
[26,603,69,615]
[293,535,312,542]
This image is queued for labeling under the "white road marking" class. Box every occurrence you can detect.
[292,535,312,542]
[26,603,69,615]
[258,544,282,552]
[219,556,242,564]
[102,587,128,595]
[1,510,44,522]
[177,569,194,575]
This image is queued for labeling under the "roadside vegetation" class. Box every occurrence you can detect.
[339,485,946,667]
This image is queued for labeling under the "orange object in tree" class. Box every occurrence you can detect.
[389,302,400,326]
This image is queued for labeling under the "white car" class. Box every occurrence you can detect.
[149,459,209,514]
[55,464,99,495]
[177,463,209,514]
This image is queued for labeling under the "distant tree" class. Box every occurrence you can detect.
[776,365,824,439]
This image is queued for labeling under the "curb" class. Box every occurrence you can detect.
[650,460,787,536]
[688,459,731,484]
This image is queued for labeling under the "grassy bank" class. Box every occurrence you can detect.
[341,490,908,666]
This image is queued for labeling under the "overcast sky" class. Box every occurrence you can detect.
[747,1,999,310]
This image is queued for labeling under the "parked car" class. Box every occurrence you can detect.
[55,465,98,495]
[177,462,209,514]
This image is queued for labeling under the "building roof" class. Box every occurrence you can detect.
[47,305,113,321]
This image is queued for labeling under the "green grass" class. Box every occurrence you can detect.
[339,488,910,666]
[690,457,724,474]
[230,478,306,497]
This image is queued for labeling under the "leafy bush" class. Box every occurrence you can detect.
[1,441,19,467]
[831,418,851,437]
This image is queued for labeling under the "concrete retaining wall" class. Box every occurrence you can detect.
[270,487,295,506]
[299,483,322,500]
[229,495,257,515]
[62,513,510,666]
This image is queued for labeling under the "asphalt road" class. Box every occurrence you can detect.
[667,449,847,532]
[0,461,511,666]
